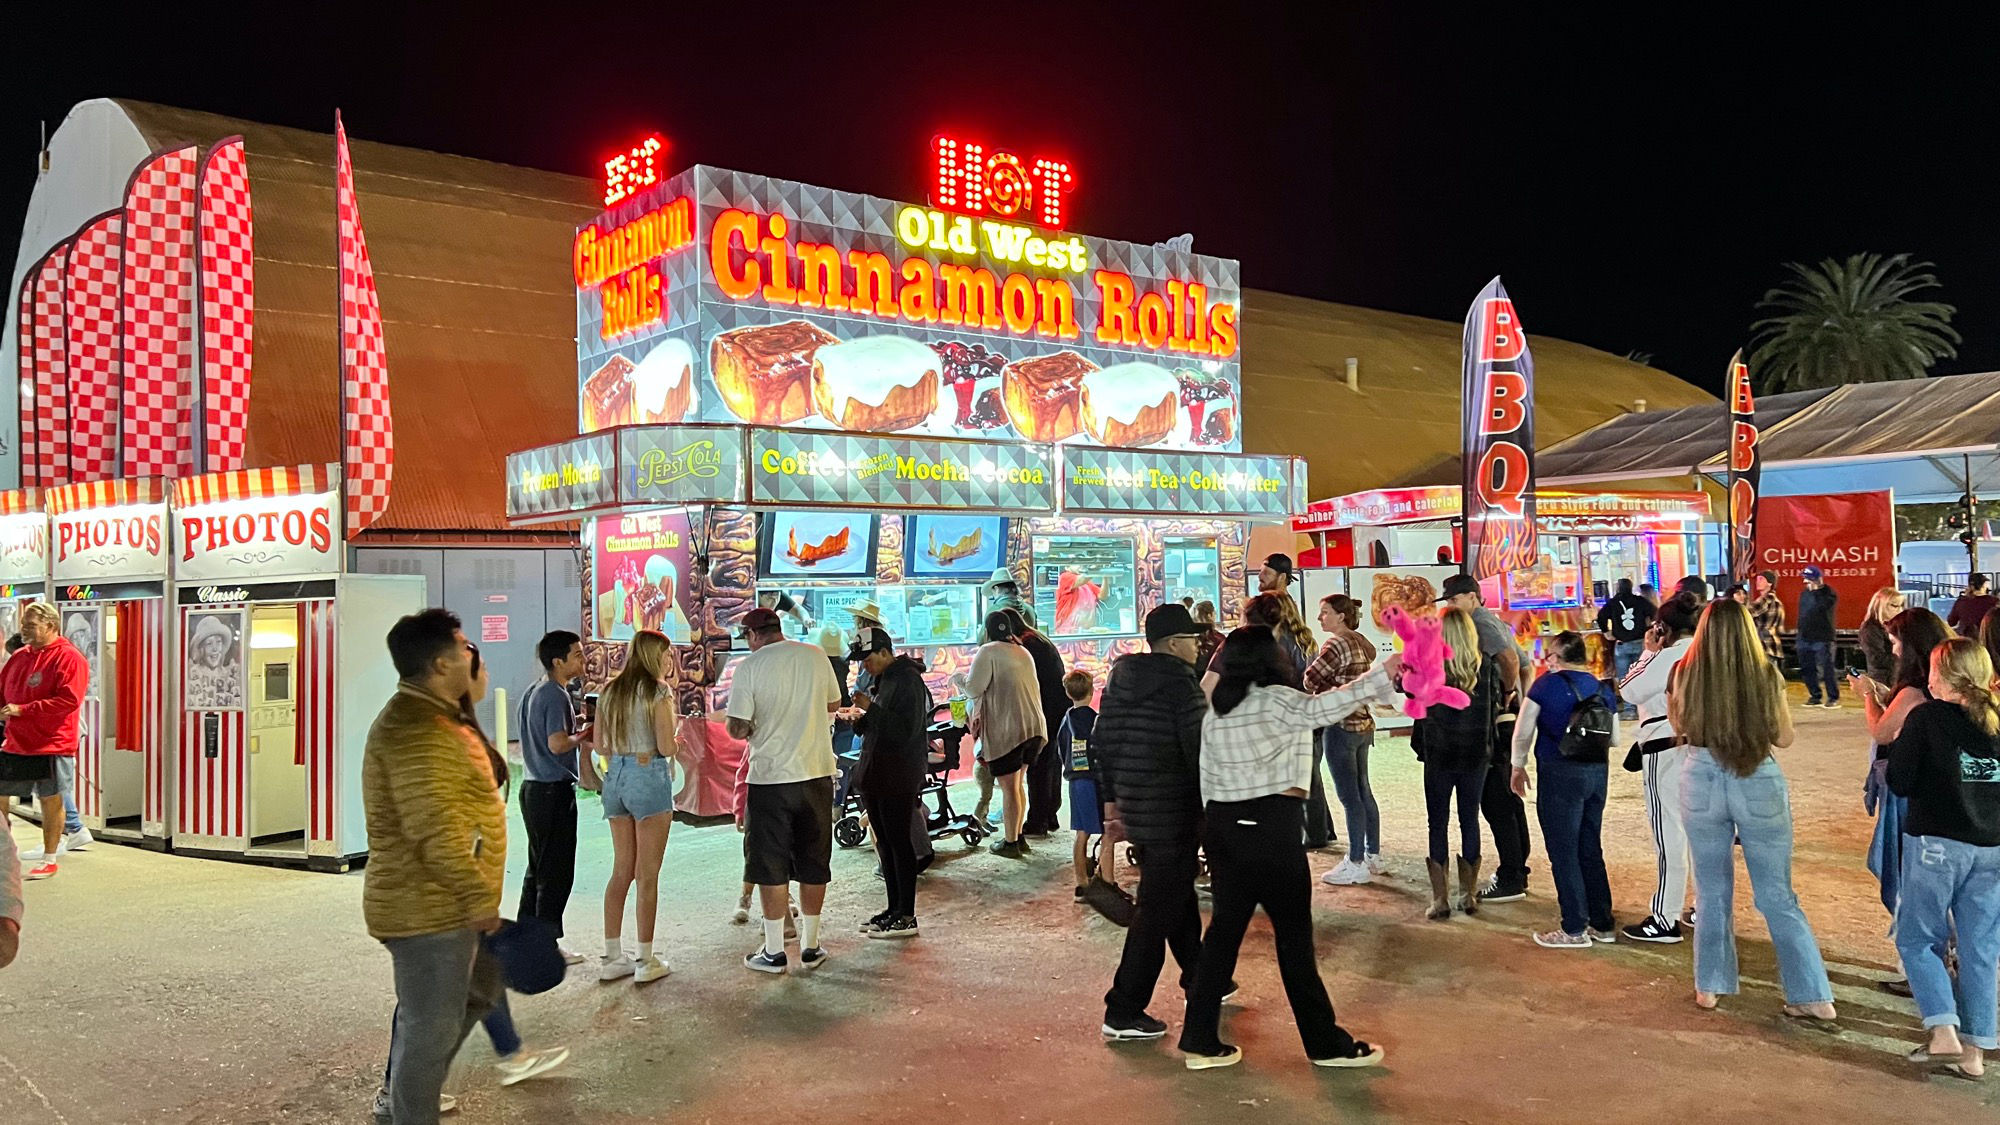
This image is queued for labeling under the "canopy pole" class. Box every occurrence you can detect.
[1968,453,1981,574]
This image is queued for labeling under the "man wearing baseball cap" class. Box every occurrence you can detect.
[1094,603,1212,1040]
[1258,554,1294,594]
[1796,567,1840,708]
[848,626,934,939]
[727,607,843,973]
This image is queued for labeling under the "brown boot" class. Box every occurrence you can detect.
[1456,855,1482,915]
[1425,859,1451,920]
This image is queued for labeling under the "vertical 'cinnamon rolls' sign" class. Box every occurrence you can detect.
[1726,350,1760,587]
[1460,276,1538,582]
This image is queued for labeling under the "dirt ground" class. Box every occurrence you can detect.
[0,689,1993,1123]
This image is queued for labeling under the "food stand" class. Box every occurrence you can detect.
[508,159,1303,815]
[169,465,424,868]
[43,478,171,848]
[1293,485,1714,671]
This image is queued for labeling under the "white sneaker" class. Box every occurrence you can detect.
[556,942,586,967]
[1321,858,1373,886]
[441,1093,458,1114]
[18,840,69,863]
[495,1045,570,1086]
[597,954,636,981]
[634,956,672,984]
[1365,852,1387,876]
[63,828,92,851]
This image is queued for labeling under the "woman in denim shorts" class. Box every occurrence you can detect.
[593,631,679,986]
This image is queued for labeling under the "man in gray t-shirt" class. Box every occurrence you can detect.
[1439,574,1523,696]
[515,631,593,961]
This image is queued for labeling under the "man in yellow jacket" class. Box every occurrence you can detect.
[364,609,506,1125]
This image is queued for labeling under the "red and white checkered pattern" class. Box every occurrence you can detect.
[121,145,199,479]
[32,244,72,487]
[172,462,334,508]
[336,114,394,538]
[198,137,254,474]
[16,276,36,488]
[64,211,124,483]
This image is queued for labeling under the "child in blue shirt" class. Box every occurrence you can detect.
[1058,670,1112,899]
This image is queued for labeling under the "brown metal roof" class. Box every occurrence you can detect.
[113,102,1711,528]
[116,100,600,534]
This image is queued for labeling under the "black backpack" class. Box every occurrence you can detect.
[1556,675,1615,763]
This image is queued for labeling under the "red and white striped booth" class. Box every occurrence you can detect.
[170,464,423,869]
[46,477,172,847]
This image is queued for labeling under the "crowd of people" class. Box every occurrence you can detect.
[14,556,2000,1119]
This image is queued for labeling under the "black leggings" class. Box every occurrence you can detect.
[865,792,919,918]
[1424,763,1488,866]
[1180,796,1356,1059]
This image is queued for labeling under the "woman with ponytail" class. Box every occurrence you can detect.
[1888,638,2000,1078]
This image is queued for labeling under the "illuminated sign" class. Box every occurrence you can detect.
[1294,487,1710,531]
[1061,447,1302,518]
[506,433,618,518]
[748,428,1055,512]
[175,491,341,582]
[618,426,745,507]
[51,503,169,583]
[931,136,1074,229]
[574,196,693,340]
[604,134,665,207]
[0,511,48,584]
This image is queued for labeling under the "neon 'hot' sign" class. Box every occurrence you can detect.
[931,135,1075,229]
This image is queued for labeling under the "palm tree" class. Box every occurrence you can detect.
[1748,252,1959,393]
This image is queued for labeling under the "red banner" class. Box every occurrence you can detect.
[31,242,72,487]
[121,145,200,478]
[336,112,394,537]
[1461,276,1538,580]
[197,136,254,473]
[1757,491,1894,631]
[1726,350,1759,587]
[65,211,124,483]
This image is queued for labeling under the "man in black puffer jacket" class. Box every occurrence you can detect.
[1095,604,1210,1040]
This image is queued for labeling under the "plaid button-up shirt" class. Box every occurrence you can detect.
[1304,630,1378,733]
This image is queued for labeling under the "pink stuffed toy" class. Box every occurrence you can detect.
[1381,605,1471,718]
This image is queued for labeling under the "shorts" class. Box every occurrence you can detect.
[600,754,676,821]
[743,777,835,886]
[18,754,73,803]
[986,738,1043,778]
[1069,777,1103,835]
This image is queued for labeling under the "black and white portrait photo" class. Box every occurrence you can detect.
[186,608,246,711]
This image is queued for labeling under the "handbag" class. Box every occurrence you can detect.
[0,751,56,798]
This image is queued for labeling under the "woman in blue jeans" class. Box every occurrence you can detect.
[1888,637,2000,1079]
[1509,631,1617,948]
[1670,600,1836,1020]
[1305,595,1381,886]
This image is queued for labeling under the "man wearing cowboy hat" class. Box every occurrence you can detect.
[984,567,1038,631]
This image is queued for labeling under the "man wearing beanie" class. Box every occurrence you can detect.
[1094,603,1212,1041]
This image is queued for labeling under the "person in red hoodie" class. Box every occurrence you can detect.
[1,602,88,881]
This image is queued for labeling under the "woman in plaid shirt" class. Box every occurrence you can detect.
[1307,595,1383,886]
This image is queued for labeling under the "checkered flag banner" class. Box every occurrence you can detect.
[121,145,200,478]
[336,113,392,537]
[16,275,37,487]
[65,210,124,483]
[198,136,254,474]
[31,242,72,487]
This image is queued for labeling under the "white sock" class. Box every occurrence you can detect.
[762,918,786,956]
[800,913,821,950]
[604,937,622,960]
[638,940,654,962]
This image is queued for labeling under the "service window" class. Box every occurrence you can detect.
[1162,536,1220,611]
[1031,534,1139,639]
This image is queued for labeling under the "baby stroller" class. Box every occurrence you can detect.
[834,704,992,849]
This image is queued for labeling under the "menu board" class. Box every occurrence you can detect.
[1032,533,1138,639]
[748,428,1055,513]
[590,510,697,643]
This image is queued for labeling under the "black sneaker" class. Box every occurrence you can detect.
[1101,1013,1168,1040]
[744,949,789,974]
[1621,917,1684,944]
[859,911,893,934]
[868,915,920,940]
[990,839,1026,858]
[1479,876,1527,903]
[796,947,828,971]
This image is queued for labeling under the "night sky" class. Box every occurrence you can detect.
[7,7,1997,397]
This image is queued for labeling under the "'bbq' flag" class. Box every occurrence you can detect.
[196,136,254,473]
[1461,276,1538,581]
[336,112,393,537]
[1726,350,1760,586]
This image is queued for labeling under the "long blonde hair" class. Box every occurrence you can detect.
[1934,638,2000,737]
[1866,586,1907,626]
[1270,592,1320,663]
[1672,600,1785,776]
[599,631,672,753]
[1440,607,1482,693]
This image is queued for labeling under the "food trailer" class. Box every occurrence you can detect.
[507,158,1302,815]
[169,464,424,869]
[44,478,173,848]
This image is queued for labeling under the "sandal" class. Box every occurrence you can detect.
[1910,1044,1964,1064]
[1781,1004,1837,1026]
[1312,1040,1386,1068]
[1933,1063,1985,1082]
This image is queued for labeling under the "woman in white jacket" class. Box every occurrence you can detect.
[1619,590,1701,943]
